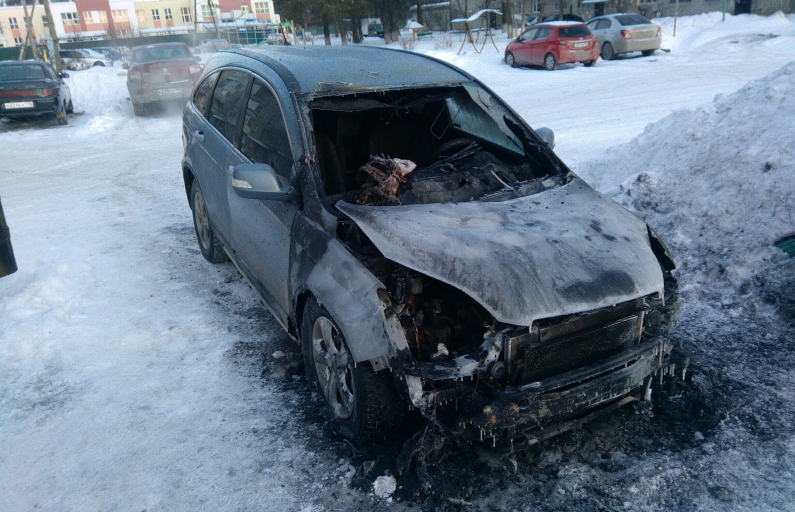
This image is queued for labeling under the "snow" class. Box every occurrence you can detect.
[1,12,794,511]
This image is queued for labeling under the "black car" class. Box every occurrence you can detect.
[541,13,585,23]
[0,60,72,125]
[182,46,684,446]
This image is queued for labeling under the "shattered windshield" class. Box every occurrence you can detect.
[309,85,561,206]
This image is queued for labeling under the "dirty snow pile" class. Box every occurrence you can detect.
[577,62,795,312]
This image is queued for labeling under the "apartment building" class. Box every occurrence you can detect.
[0,0,276,46]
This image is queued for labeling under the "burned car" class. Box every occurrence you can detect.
[181,46,684,446]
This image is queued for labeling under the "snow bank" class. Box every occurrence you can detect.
[577,62,795,307]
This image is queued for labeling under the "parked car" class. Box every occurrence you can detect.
[89,46,125,61]
[0,195,17,278]
[125,42,202,116]
[0,60,72,125]
[58,49,113,70]
[182,45,684,446]
[541,13,585,23]
[505,21,599,70]
[586,13,662,60]
[367,22,384,37]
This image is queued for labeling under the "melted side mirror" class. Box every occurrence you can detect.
[231,163,295,201]
[535,127,556,150]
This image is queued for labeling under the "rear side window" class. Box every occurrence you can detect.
[192,71,219,117]
[559,26,591,38]
[208,70,251,146]
[615,14,651,26]
[240,79,293,178]
[598,19,612,29]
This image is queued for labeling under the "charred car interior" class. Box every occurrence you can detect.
[182,46,685,450]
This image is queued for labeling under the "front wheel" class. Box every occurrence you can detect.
[55,101,67,125]
[301,299,404,445]
[543,53,557,71]
[132,101,145,117]
[602,42,615,60]
[190,181,229,264]
[642,49,656,57]
[505,51,517,68]
[65,99,74,114]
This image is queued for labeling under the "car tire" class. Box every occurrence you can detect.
[602,42,615,60]
[65,99,74,114]
[132,102,146,117]
[190,181,229,264]
[583,60,596,67]
[56,101,68,125]
[301,299,404,445]
[642,49,656,57]
[506,51,517,68]
[543,53,557,71]
[93,62,105,67]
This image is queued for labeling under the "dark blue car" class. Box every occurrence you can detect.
[0,60,72,125]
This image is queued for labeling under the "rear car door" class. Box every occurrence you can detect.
[183,69,250,244]
[227,77,298,323]
[530,27,553,64]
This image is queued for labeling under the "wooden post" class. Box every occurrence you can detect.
[42,0,62,71]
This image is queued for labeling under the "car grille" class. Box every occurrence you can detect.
[505,299,644,384]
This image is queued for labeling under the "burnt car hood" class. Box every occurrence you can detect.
[336,177,663,326]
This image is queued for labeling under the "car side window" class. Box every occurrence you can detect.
[192,71,219,117]
[208,70,251,146]
[535,27,552,40]
[240,78,293,178]
[587,20,599,30]
[44,65,57,80]
[598,19,612,29]
[518,28,537,42]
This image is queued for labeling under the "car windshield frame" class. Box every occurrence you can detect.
[131,45,191,64]
[0,64,47,81]
[614,14,652,26]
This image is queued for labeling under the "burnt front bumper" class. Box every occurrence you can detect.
[400,336,686,444]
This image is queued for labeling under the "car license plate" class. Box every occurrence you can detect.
[4,101,35,109]
[573,42,587,48]
[157,88,182,96]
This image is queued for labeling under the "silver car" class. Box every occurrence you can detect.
[586,13,661,60]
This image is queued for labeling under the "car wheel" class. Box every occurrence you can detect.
[93,62,105,67]
[56,101,68,125]
[505,51,517,68]
[132,102,146,117]
[583,60,596,67]
[642,49,656,57]
[301,299,404,445]
[602,42,615,60]
[543,53,557,71]
[66,100,74,114]
[190,181,229,264]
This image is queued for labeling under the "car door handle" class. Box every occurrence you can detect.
[193,130,204,142]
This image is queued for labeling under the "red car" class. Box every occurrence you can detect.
[125,42,202,116]
[505,21,599,71]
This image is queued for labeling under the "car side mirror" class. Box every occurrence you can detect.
[195,56,202,63]
[231,163,295,201]
[59,72,69,78]
[535,127,555,150]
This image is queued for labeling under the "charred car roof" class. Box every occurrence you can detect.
[216,46,473,95]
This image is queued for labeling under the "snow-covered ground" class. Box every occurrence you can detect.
[1,13,794,511]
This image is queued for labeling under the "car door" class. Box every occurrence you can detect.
[588,18,610,48]
[226,76,298,324]
[513,28,538,65]
[184,69,250,244]
[529,27,553,64]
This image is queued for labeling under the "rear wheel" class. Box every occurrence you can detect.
[543,53,557,71]
[602,42,615,60]
[190,181,228,264]
[301,299,404,445]
[583,60,596,67]
[55,101,67,125]
[505,51,517,68]
[132,101,145,117]
[642,49,656,57]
